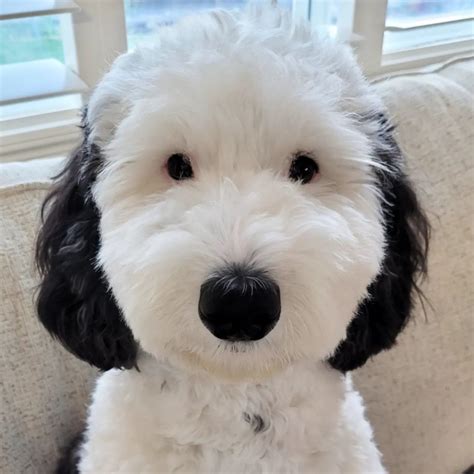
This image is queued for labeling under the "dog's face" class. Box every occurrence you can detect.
[93,57,384,378]
[36,8,428,379]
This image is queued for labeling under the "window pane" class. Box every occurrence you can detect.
[386,0,472,23]
[384,0,474,53]
[0,13,85,110]
[0,15,65,65]
[124,0,293,50]
[309,0,338,39]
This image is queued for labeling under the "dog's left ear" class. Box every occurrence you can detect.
[329,115,430,372]
[36,116,138,371]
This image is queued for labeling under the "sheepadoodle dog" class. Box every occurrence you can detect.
[36,4,429,473]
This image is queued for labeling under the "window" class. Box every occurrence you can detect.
[0,1,89,162]
[1,0,472,162]
[332,0,473,74]
[124,0,293,50]
[307,0,338,38]
[0,2,86,108]
[384,0,474,53]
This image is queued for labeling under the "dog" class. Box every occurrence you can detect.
[36,4,429,473]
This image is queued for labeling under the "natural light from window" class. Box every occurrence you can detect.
[0,2,84,115]
[384,0,474,52]
[124,0,293,50]
[0,1,472,131]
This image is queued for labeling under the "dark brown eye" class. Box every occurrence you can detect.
[167,153,193,181]
[289,154,319,184]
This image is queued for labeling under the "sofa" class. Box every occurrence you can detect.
[1,58,472,474]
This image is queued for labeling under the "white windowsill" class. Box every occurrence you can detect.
[379,39,474,76]
[384,19,474,54]
[0,101,82,162]
[385,12,473,30]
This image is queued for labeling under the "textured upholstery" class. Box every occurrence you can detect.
[0,59,472,473]
[353,58,474,474]
[0,181,96,474]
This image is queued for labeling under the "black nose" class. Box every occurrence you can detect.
[198,268,281,342]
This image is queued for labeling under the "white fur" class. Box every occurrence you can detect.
[79,5,387,472]
[80,358,384,473]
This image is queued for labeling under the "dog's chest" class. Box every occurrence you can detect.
[115,361,345,472]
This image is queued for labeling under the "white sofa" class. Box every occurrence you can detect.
[1,58,472,474]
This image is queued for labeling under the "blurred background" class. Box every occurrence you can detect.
[0,0,472,161]
[1,0,473,60]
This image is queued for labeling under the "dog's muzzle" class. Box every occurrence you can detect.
[198,267,281,342]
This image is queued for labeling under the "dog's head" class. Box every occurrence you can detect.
[36,8,428,380]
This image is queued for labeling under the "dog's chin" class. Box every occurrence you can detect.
[167,343,294,383]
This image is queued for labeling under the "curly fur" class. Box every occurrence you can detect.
[36,121,137,371]
[329,116,430,371]
[36,5,428,473]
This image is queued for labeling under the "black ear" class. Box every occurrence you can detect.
[329,115,430,372]
[36,115,138,371]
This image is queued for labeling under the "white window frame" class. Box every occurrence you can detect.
[326,0,474,75]
[0,0,128,163]
[1,0,472,163]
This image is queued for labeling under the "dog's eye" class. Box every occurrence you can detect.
[289,154,319,184]
[167,153,194,181]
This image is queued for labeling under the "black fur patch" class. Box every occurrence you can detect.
[36,111,138,371]
[328,114,430,372]
[243,412,267,433]
[56,432,84,474]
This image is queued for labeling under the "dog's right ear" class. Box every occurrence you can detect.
[35,117,137,371]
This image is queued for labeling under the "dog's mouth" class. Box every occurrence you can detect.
[165,336,286,382]
[218,340,258,354]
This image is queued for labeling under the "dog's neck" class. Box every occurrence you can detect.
[129,352,348,455]
[137,350,344,391]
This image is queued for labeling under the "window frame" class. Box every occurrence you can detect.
[1,0,472,163]
[0,0,127,162]
[332,0,474,75]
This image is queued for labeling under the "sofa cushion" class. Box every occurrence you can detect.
[0,157,63,188]
[0,182,96,474]
[354,58,474,474]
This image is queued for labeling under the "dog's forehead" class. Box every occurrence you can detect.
[137,60,332,152]
[105,53,374,173]
[87,9,382,150]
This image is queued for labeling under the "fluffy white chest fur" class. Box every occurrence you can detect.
[79,356,384,473]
